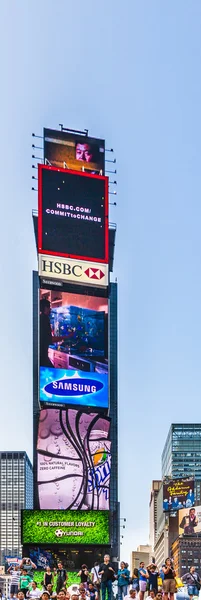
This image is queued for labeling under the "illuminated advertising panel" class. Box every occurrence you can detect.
[38,166,109,263]
[179,505,201,535]
[23,550,110,573]
[37,408,111,510]
[40,369,108,409]
[39,287,108,409]
[44,128,105,175]
[39,255,109,287]
[163,478,194,512]
[22,510,109,545]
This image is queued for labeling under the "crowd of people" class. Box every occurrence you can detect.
[4,556,201,600]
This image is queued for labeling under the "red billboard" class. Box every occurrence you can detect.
[38,165,109,263]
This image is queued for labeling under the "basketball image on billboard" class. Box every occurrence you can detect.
[38,166,108,263]
[44,128,105,174]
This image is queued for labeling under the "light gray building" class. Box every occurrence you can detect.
[0,451,33,565]
[149,480,162,552]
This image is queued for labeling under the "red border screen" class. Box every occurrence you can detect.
[38,165,109,263]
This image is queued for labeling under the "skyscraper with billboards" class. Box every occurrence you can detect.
[162,424,201,503]
[28,126,119,573]
[153,424,201,572]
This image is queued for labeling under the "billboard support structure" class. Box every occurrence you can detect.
[59,125,88,136]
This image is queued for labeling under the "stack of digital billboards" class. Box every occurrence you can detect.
[22,129,112,564]
[162,477,201,540]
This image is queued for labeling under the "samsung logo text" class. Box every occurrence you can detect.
[44,378,104,397]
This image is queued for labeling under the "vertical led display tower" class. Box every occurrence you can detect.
[30,127,119,572]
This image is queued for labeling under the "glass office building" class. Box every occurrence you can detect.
[162,424,201,502]
[0,451,33,564]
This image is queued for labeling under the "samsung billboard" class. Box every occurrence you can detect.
[40,368,108,409]
[39,286,108,410]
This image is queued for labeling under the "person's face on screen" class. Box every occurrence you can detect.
[76,143,93,163]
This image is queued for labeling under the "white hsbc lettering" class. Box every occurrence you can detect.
[41,260,82,277]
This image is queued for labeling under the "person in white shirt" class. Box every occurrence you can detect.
[26,582,41,600]
[147,591,156,600]
[91,564,100,600]
[8,566,21,598]
[67,585,80,596]
[124,590,137,600]
[91,564,100,586]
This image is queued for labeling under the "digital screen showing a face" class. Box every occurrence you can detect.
[37,408,111,510]
[39,287,108,369]
[22,509,110,545]
[44,128,105,174]
[38,166,108,262]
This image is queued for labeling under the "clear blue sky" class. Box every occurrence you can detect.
[1,0,201,564]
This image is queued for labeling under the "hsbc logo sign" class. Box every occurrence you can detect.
[85,268,105,280]
[38,255,108,287]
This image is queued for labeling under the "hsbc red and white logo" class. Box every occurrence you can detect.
[39,255,108,287]
[84,268,105,281]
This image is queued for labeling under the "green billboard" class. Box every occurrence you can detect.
[22,510,110,545]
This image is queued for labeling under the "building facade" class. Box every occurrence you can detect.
[154,512,178,568]
[153,483,166,565]
[0,451,33,565]
[154,530,167,568]
[130,545,152,573]
[149,480,161,552]
[172,537,201,577]
[153,424,201,570]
